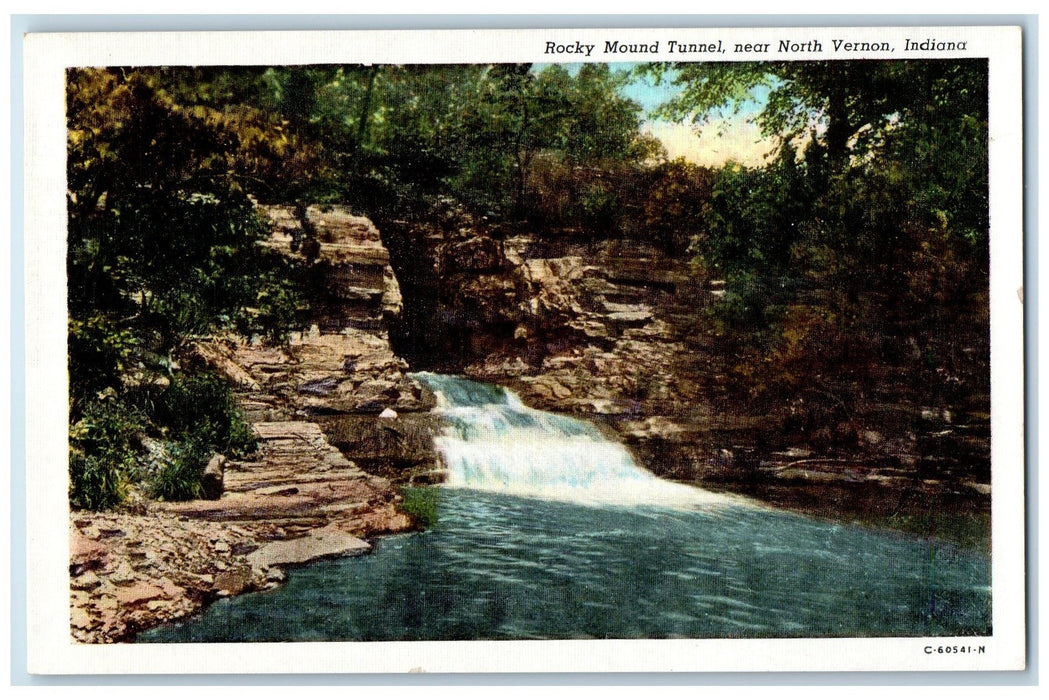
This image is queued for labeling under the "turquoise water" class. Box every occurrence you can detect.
[139,374,990,642]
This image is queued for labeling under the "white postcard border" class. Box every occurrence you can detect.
[23,25,1026,674]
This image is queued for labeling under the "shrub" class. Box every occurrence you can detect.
[68,369,256,508]
[155,370,257,458]
[135,370,257,502]
[69,453,130,511]
[642,158,714,255]
[400,486,441,529]
[149,438,210,501]
[68,396,145,510]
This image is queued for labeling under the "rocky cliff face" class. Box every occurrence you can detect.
[382,217,991,535]
[70,205,437,643]
[263,205,404,330]
[383,218,728,480]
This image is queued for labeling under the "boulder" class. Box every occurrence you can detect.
[201,454,226,500]
[246,528,371,571]
[213,566,253,596]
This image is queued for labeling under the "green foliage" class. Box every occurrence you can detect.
[400,486,441,529]
[155,371,257,459]
[68,370,257,509]
[700,145,813,276]
[148,437,210,502]
[709,271,780,334]
[69,395,146,510]
[655,59,990,454]
[67,67,304,509]
[643,59,987,168]
[247,268,311,344]
[641,159,714,254]
[67,67,308,407]
[67,317,141,410]
[449,64,656,220]
[521,155,648,235]
[66,342,259,508]
[123,63,659,231]
[578,180,619,233]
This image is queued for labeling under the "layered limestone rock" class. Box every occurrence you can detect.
[384,221,990,503]
[71,207,433,643]
[383,220,725,482]
[481,236,724,482]
[261,204,404,329]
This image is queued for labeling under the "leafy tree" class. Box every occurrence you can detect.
[645,58,988,293]
[648,59,989,458]
[643,61,984,167]
[700,144,814,274]
[561,64,659,165]
[170,63,660,228]
[353,65,487,217]
[452,64,656,220]
[641,158,714,254]
[67,68,306,397]
[145,66,331,202]
[66,67,307,507]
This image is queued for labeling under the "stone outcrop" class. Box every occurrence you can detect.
[71,206,435,643]
[467,236,726,482]
[69,450,406,644]
[382,219,521,369]
[262,205,404,329]
[200,454,225,500]
[69,203,992,641]
[384,223,722,474]
[247,528,371,570]
[383,219,992,515]
[220,331,430,418]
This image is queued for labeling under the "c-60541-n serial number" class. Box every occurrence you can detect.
[924,645,986,654]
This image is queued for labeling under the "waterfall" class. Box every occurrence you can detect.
[413,372,737,509]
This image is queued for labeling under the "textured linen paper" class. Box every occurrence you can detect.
[24,25,1025,674]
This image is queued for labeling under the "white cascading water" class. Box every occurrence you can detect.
[413,372,739,509]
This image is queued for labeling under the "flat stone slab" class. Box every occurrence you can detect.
[253,485,300,497]
[607,310,653,324]
[247,529,371,570]
[253,421,327,442]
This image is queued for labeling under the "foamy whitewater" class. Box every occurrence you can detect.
[142,373,990,642]
[413,372,739,509]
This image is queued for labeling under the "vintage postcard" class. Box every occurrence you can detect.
[23,25,1025,674]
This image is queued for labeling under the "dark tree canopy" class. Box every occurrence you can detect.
[66,59,991,509]
[637,59,989,453]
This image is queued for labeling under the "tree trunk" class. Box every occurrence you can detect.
[357,66,378,149]
[821,64,858,167]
